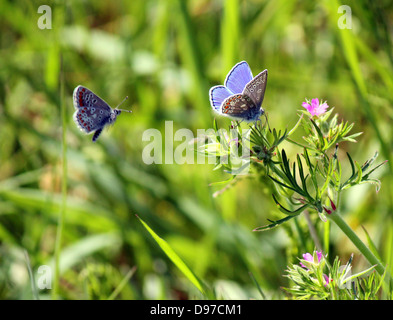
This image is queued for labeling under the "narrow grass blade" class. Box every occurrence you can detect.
[137,215,205,295]
[248,271,266,300]
[107,266,137,300]
[24,250,39,300]
[361,225,382,261]
[53,52,67,300]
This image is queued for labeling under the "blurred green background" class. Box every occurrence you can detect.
[0,0,393,299]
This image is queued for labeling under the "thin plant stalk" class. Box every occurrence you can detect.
[24,250,39,300]
[328,210,386,277]
[323,220,330,256]
[52,53,67,299]
[304,211,323,252]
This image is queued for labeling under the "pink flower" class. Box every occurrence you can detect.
[299,251,331,286]
[301,253,313,265]
[302,98,329,116]
[300,250,323,268]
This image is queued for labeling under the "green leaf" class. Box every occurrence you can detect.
[362,160,387,180]
[361,151,379,172]
[107,266,137,300]
[354,161,363,184]
[347,152,356,177]
[303,148,318,193]
[272,194,310,215]
[281,150,300,191]
[310,118,326,149]
[361,225,382,262]
[319,158,333,196]
[137,215,205,295]
[213,118,218,131]
[297,154,311,198]
[361,178,382,193]
[342,265,377,285]
[268,174,297,193]
[253,215,299,231]
[288,113,304,137]
[343,132,362,142]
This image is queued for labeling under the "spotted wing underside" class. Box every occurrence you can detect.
[242,69,268,108]
[220,94,259,120]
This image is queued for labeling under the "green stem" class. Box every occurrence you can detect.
[323,219,330,256]
[52,53,66,299]
[328,211,386,276]
[304,210,323,252]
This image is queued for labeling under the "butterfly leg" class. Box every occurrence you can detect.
[92,128,103,142]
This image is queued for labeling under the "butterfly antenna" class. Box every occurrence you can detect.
[116,96,132,113]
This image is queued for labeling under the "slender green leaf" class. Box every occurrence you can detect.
[137,215,205,295]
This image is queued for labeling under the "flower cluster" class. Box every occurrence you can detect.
[299,251,331,286]
[204,61,390,299]
[285,251,378,300]
[252,98,386,230]
[200,96,386,229]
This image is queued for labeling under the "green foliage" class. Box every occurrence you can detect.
[285,252,387,300]
[204,109,386,230]
[137,215,206,297]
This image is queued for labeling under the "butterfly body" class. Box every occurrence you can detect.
[73,86,129,142]
[209,61,267,122]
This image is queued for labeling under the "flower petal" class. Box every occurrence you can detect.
[316,251,323,263]
[316,102,329,115]
[302,253,313,262]
[311,98,319,109]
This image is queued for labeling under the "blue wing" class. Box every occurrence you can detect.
[209,85,233,111]
[224,61,253,94]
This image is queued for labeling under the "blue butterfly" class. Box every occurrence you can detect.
[209,61,268,122]
[73,86,131,142]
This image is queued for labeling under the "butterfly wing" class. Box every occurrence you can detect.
[73,86,112,134]
[209,85,233,111]
[224,61,253,94]
[220,94,261,121]
[242,69,268,108]
[73,85,112,110]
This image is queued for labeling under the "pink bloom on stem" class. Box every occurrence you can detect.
[302,253,313,263]
[302,98,329,116]
[316,251,323,262]
[300,251,323,268]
